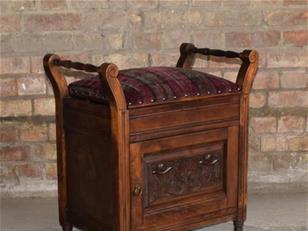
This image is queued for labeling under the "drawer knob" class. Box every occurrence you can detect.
[133,185,142,196]
[152,163,173,175]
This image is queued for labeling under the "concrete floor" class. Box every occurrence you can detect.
[1,193,307,231]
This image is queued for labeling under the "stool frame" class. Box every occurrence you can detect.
[43,43,258,231]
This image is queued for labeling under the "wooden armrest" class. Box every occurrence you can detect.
[177,43,241,63]
[43,54,127,228]
[176,43,259,95]
[53,59,99,73]
[43,54,125,110]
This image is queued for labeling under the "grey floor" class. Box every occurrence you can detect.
[1,193,307,231]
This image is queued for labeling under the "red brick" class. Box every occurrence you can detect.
[0,165,17,182]
[159,0,188,6]
[30,56,45,74]
[17,164,43,178]
[288,135,308,151]
[192,0,222,7]
[104,33,123,50]
[20,123,48,142]
[48,123,56,141]
[272,153,299,171]
[46,80,54,96]
[0,1,36,12]
[150,52,180,66]
[24,13,81,32]
[0,57,30,74]
[127,0,158,8]
[135,32,161,49]
[17,76,46,95]
[267,52,307,68]
[264,9,307,26]
[57,53,90,64]
[208,56,241,69]
[249,92,266,108]
[202,12,224,27]
[0,15,21,32]
[280,71,306,89]
[254,49,267,68]
[82,10,127,31]
[284,0,307,5]
[45,163,57,180]
[248,152,272,172]
[0,123,18,143]
[261,135,288,152]
[268,91,308,108]
[0,79,17,97]
[128,11,142,28]
[283,31,308,47]
[142,10,161,30]
[225,32,251,48]
[193,31,225,48]
[0,146,30,161]
[40,0,66,9]
[95,53,148,69]
[162,30,190,49]
[249,133,261,151]
[223,0,251,7]
[250,117,277,133]
[33,98,55,116]
[278,116,305,133]
[252,31,280,47]
[223,11,261,26]
[223,71,238,82]
[183,9,202,27]
[0,99,32,117]
[253,71,279,89]
[30,143,56,161]
[161,9,186,29]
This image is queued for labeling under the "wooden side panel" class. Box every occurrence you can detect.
[63,99,114,231]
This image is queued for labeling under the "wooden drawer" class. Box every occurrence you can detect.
[130,126,239,231]
[129,95,240,136]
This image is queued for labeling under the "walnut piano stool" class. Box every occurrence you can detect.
[43,43,258,231]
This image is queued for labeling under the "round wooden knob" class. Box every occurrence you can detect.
[133,185,142,196]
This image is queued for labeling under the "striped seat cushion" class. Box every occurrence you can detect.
[68,67,241,107]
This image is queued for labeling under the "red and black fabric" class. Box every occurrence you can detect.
[68,66,241,106]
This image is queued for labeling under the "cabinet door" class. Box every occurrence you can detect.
[130,126,239,231]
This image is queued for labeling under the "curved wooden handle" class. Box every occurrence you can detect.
[179,43,242,58]
[199,154,220,166]
[176,43,259,95]
[53,59,99,73]
[152,163,173,175]
[44,54,126,110]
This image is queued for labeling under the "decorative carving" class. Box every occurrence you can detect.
[144,149,224,207]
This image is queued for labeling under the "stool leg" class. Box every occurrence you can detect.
[62,224,72,231]
[233,221,244,231]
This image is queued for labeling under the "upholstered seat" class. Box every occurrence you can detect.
[68,66,241,107]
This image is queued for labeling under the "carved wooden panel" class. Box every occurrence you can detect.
[143,141,225,208]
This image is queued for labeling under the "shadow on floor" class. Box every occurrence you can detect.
[1,193,307,231]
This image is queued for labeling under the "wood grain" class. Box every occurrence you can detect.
[44,42,258,231]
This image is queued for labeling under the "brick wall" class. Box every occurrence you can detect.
[1,0,307,196]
